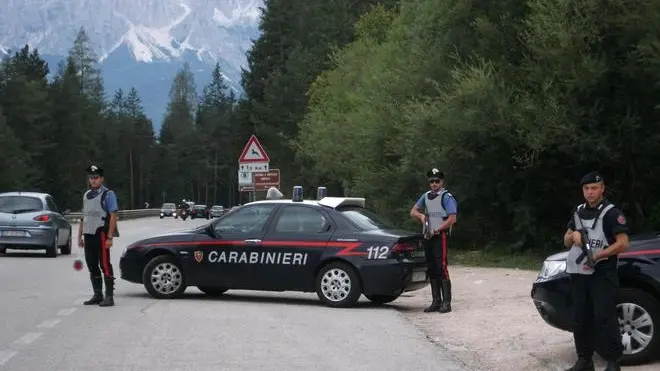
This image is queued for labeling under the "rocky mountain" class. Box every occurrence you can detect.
[0,0,262,128]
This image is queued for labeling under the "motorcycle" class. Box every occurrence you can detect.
[180,208,188,221]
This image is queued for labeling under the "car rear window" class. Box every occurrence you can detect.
[0,196,44,214]
[338,206,396,230]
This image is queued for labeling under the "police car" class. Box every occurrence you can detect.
[119,186,429,307]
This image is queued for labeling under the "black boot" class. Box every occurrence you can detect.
[83,276,103,305]
[603,361,620,371]
[565,358,595,371]
[424,279,442,312]
[99,277,114,307]
[438,279,452,313]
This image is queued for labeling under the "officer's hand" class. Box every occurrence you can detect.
[106,238,113,248]
[78,236,84,248]
[571,231,583,246]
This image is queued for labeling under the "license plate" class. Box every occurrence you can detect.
[2,230,25,237]
[411,250,425,258]
[412,271,426,282]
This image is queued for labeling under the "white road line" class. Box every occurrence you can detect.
[14,332,42,345]
[36,319,61,329]
[0,350,17,366]
[72,298,86,305]
[57,307,77,316]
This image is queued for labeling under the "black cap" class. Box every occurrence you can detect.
[85,164,104,176]
[427,168,445,179]
[580,171,603,185]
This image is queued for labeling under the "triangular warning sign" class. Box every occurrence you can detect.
[238,135,270,163]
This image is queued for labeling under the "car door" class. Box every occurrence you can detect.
[188,203,279,289]
[259,205,335,291]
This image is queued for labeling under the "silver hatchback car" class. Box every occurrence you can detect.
[0,192,73,257]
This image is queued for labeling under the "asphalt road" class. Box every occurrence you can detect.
[0,217,469,371]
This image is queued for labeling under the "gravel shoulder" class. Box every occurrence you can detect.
[392,266,660,371]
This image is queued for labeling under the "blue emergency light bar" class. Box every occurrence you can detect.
[292,186,303,202]
[316,186,327,200]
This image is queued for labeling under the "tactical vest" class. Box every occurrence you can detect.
[424,190,449,231]
[565,203,614,275]
[82,189,108,235]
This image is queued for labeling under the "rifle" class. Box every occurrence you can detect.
[574,228,596,269]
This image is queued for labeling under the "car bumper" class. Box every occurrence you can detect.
[160,211,174,217]
[531,273,573,332]
[359,259,429,296]
[120,249,146,284]
[0,227,56,249]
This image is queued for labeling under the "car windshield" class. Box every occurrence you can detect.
[211,206,222,209]
[0,196,44,214]
[338,206,397,230]
[162,203,175,208]
[194,205,205,209]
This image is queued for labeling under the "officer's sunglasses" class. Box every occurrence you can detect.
[428,178,441,184]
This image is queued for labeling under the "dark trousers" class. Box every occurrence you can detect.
[425,232,449,280]
[84,231,114,279]
[570,269,623,361]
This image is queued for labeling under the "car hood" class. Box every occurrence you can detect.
[130,230,199,247]
[545,251,569,261]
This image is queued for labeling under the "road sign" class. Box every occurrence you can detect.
[254,169,280,191]
[238,135,270,163]
[239,163,269,172]
[238,170,253,186]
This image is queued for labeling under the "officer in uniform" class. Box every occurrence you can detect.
[410,168,458,313]
[78,165,119,307]
[563,172,629,371]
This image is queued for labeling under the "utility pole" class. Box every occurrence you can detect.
[129,148,135,209]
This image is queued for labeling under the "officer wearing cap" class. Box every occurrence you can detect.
[563,172,629,371]
[79,164,119,307]
[410,168,458,313]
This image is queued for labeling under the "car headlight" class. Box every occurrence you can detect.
[538,260,566,279]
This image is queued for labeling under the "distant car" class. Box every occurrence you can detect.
[120,191,429,308]
[209,205,224,218]
[160,203,176,219]
[531,235,660,366]
[190,204,209,220]
[0,192,73,257]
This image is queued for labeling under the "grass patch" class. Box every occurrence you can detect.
[450,248,549,271]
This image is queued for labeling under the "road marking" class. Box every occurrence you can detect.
[36,319,61,329]
[0,350,17,366]
[57,307,77,316]
[14,332,42,345]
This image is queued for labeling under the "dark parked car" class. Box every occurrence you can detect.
[159,203,176,218]
[0,192,73,257]
[531,234,660,365]
[120,190,428,308]
[190,204,209,220]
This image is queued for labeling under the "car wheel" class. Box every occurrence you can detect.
[365,294,400,305]
[617,288,660,365]
[46,233,58,258]
[59,229,72,255]
[315,261,362,308]
[197,286,228,296]
[142,255,186,299]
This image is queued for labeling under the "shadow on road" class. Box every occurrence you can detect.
[120,290,401,310]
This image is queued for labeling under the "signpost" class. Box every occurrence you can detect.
[253,169,280,191]
[238,135,270,202]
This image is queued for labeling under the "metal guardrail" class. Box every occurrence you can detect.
[64,209,162,223]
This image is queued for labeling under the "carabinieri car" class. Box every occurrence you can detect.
[120,188,429,308]
[531,234,660,365]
